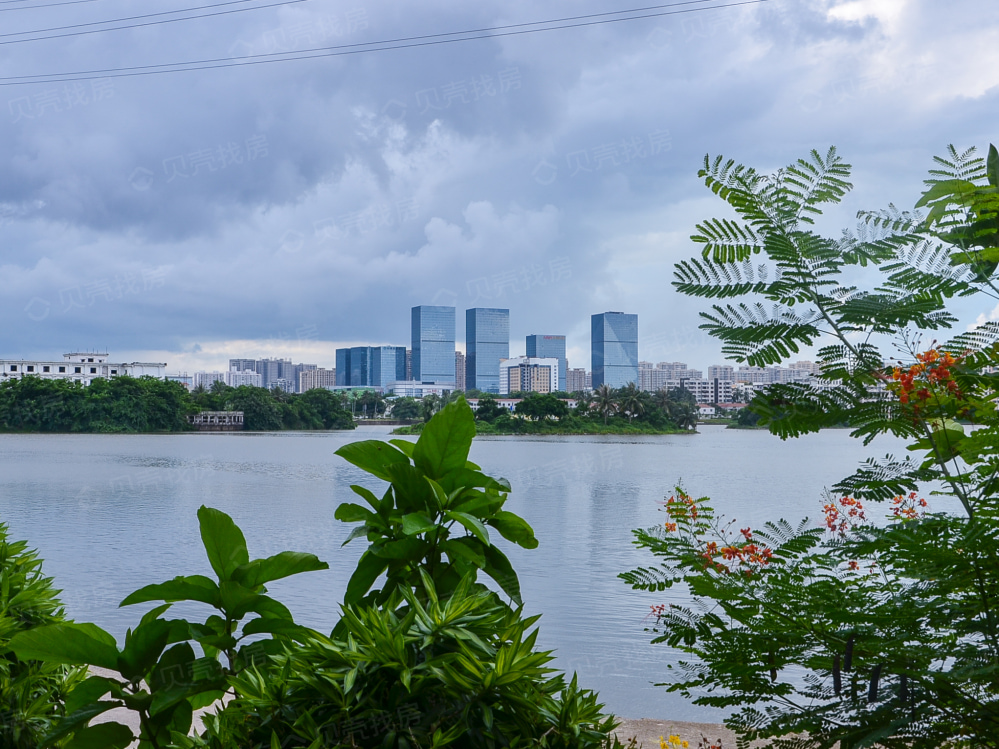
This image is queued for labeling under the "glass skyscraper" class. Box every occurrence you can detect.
[466,308,509,394]
[412,305,456,384]
[591,312,639,388]
[526,334,567,392]
[370,346,407,388]
[334,346,406,387]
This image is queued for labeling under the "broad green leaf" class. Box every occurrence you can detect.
[198,506,249,582]
[374,537,427,560]
[401,512,437,536]
[446,510,491,546]
[335,440,410,482]
[349,484,382,511]
[149,643,196,692]
[65,676,114,714]
[241,617,313,639]
[43,700,121,745]
[120,575,220,608]
[334,503,374,523]
[483,545,522,605]
[487,511,539,549]
[385,462,438,513]
[64,721,134,749]
[413,397,476,480]
[341,525,370,547]
[343,550,388,605]
[244,594,293,621]
[9,622,119,669]
[443,537,486,568]
[119,618,174,681]
[388,438,416,457]
[231,551,329,588]
[987,143,998,188]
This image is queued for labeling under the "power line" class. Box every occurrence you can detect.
[0,0,308,45]
[0,0,107,12]
[0,0,770,86]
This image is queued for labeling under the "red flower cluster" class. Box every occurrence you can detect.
[823,496,867,534]
[663,491,700,521]
[889,349,963,406]
[891,491,929,521]
[700,530,772,575]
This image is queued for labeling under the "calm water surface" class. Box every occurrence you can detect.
[0,426,910,721]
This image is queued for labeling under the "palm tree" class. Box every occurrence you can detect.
[675,403,698,431]
[617,382,645,422]
[593,384,618,425]
[653,387,672,414]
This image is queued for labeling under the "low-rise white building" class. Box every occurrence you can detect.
[0,352,166,386]
[387,381,452,398]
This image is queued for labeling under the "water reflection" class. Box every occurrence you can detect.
[0,426,908,722]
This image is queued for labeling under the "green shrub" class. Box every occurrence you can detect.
[11,397,623,749]
[0,523,85,748]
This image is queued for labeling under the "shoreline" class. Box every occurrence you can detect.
[615,718,735,747]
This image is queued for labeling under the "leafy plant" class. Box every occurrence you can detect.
[334,396,539,608]
[9,507,328,749]
[0,523,85,749]
[624,145,999,748]
[205,396,626,749]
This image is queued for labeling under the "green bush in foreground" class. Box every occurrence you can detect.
[624,144,999,748]
[10,397,622,748]
[0,523,85,748]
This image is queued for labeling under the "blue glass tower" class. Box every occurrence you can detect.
[412,306,456,384]
[466,308,509,394]
[591,312,638,388]
[370,346,408,388]
[335,348,350,386]
[349,346,370,386]
[526,334,567,392]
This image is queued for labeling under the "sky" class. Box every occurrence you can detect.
[2,0,998,374]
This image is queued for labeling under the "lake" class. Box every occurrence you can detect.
[0,425,914,721]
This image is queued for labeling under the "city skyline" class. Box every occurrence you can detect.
[2,4,994,377]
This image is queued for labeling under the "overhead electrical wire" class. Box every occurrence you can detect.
[0,0,111,12]
[0,0,308,44]
[0,0,772,86]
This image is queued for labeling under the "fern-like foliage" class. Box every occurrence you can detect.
[642,144,999,749]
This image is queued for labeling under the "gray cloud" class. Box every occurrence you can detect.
[2,0,998,370]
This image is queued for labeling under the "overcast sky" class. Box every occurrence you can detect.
[2,0,997,373]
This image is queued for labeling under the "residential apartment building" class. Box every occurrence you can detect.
[499,357,559,395]
[526,334,567,392]
[567,367,588,393]
[299,367,336,391]
[591,311,639,388]
[455,351,466,391]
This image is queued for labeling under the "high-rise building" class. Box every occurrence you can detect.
[335,349,351,386]
[591,312,639,389]
[526,334,567,392]
[707,365,735,382]
[405,349,412,380]
[567,367,588,393]
[334,346,406,387]
[299,367,336,391]
[349,346,371,387]
[466,308,509,394]
[412,305,456,384]
[455,351,466,391]
[370,346,407,388]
